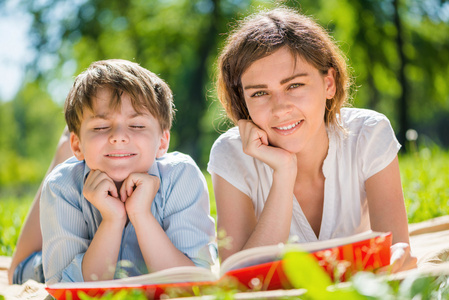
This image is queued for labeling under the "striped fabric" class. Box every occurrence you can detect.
[41,152,216,284]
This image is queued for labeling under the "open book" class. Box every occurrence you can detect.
[46,230,391,300]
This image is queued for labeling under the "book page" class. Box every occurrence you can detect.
[48,266,217,289]
[294,230,384,252]
[220,244,286,275]
[220,230,387,275]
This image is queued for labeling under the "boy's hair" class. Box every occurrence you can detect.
[65,59,175,136]
[216,7,352,128]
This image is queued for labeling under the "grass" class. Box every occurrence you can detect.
[0,195,34,256]
[400,147,449,223]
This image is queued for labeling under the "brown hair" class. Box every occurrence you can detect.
[64,59,174,136]
[217,7,351,128]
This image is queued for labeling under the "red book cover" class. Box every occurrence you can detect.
[46,231,391,300]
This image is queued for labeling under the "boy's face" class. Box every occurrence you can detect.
[70,87,169,184]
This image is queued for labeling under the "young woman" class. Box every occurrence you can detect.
[208,7,417,273]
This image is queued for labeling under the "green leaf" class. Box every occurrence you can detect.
[282,250,365,299]
[398,273,437,299]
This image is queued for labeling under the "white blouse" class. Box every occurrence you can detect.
[207,108,400,243]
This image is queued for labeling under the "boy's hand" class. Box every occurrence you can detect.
[238,119,297,174]
[120,173,160,223]
[83,169,127,223]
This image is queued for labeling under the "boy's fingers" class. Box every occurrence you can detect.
[108,184,119,199]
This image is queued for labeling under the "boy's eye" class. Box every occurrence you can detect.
[93,127,109,131]
[251,91,267,97]
[130,125,145,129]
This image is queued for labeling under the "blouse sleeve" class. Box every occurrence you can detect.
[356,111,401,180]
[207,127,258,198]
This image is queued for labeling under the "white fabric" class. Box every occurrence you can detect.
[207,108,400,243]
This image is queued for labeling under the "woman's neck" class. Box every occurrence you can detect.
[295,125,329,181]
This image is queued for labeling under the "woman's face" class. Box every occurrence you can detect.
[240,47,336,153]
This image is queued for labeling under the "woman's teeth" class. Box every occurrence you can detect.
[277,121,301,130]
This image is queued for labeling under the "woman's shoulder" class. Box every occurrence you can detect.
[340,107,391,128]
[338,107,394,139]
[335,108,400,178]
[213,126,241,142]
[210,126,242,153]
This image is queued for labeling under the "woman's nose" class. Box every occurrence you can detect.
[271,93,293,116]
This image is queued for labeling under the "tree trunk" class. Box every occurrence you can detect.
[393,0,409,151]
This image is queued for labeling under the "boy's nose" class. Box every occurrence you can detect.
[109,127,129,144]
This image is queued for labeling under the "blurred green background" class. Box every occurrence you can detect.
[0,0,448,206]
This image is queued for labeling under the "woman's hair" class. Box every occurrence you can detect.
[216,7,352,128]
[65,59,175,136]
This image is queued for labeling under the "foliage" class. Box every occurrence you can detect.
[1,0,447,178]
[0,195,33,256]
[0,82,65,189]
[281,250,449,299]
[0,1,448,296]
[400,146,449,223]
[78,289,147,300]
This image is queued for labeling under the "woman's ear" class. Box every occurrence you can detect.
[70,132,85,161]
[325,68,337,99]
[156,130,170,158]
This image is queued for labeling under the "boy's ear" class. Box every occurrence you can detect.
[156,130,170,158]
[70,132,85,161]
[325,67,337,99]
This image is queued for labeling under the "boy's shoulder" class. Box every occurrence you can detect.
[155,151,204,186]
[45,156,86,185]
[157,151,196,165]
[155,151,200,173]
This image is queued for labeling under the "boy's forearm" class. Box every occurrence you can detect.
[132,215,194,272]
[82,219,125,281]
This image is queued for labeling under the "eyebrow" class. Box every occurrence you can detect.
[243,73,309,90]
[88,112,146,121]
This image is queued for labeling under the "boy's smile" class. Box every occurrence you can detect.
[70,87,170,184]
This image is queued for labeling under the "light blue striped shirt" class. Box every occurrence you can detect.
[40,152,217,285]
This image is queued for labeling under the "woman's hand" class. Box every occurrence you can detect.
[389,242,417,273]
[377,242,417,274]
[238,119,297,175]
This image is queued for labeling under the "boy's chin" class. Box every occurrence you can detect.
[107,172,132,185]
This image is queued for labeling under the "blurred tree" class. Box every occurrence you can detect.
[5,0,449,181]
[286,0,449,150]
[18,0,274,167]
[0,82,65,189]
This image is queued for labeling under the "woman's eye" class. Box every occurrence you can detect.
[289,83,303,89]
[251,91,267,97]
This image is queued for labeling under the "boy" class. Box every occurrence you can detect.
[40,59,216,284]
